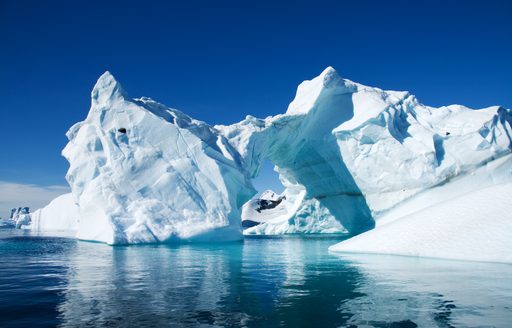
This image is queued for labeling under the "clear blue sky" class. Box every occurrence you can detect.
[0,0,511,192]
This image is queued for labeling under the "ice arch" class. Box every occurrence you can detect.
[216,68,374,235]
[216,66,512,235]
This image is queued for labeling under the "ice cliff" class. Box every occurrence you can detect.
[57,72,255,244]
[29,67,512,260]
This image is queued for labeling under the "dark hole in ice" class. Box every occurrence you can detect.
[118,128,127,134]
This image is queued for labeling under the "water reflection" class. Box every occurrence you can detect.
[334,253,512,327]
[1,231,511,327]
[59,243,235,326]
[56,236,364,327]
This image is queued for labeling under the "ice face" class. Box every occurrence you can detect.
[62,72,255,244]
[334,93,512,216]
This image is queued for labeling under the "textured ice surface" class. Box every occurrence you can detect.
[62,72,255,244]
[33,67,512,252]
[329,154,512,263]
[218,67,512,236]
[329,180,512,263]
[241,189,347,234]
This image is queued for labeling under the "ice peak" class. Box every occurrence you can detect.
[319,66,342,88]
[91,71,128,106]
[286,66,351,114]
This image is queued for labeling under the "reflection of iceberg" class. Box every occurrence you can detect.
[58,243,233,325]
[44,235,512,327]
[334,254,512,327]
[55,237,363,326]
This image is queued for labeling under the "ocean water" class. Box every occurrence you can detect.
[0,230,511,327]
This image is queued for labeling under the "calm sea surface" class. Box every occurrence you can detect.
[0,229,510,327]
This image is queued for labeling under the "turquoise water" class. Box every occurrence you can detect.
[0,230,511,327]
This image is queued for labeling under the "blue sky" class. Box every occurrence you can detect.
[0,0,511,212]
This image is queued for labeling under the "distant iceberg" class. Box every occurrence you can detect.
[25,67,512,263]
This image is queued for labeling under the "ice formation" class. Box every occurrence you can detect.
[218,67,511,240]
[29,193,80,233]
[60,72,255,244]
[329,155,512,263]
[29,67,512,258]
[217,68,376,235]
[241,190,346,234]
[241,190,288,228]
[4,207,32,229]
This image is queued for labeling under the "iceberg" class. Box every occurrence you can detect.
[60,72,255,244]
[5,207,32,229]
[241,190,288,229]
[29,67,512,257]
[217,68,376,235]
[218,67,512,241]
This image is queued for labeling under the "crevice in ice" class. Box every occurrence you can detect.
[433,134,445,166]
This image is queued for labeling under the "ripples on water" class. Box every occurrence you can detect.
[0,230,511,327]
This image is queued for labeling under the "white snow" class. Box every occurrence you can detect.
[329,154,512,263]
[29,193,79,233]
[241,190,288,225]
[329,182,512,264]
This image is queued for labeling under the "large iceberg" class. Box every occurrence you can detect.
[217,67,511,239]
[60,72,255,244]
[217,68,376,235]
[28,67,512,258]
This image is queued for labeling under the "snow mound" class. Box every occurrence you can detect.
[29,193,79,233]
[62,72,255,244]
[241,190,288,228]
[329,182,512,264]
